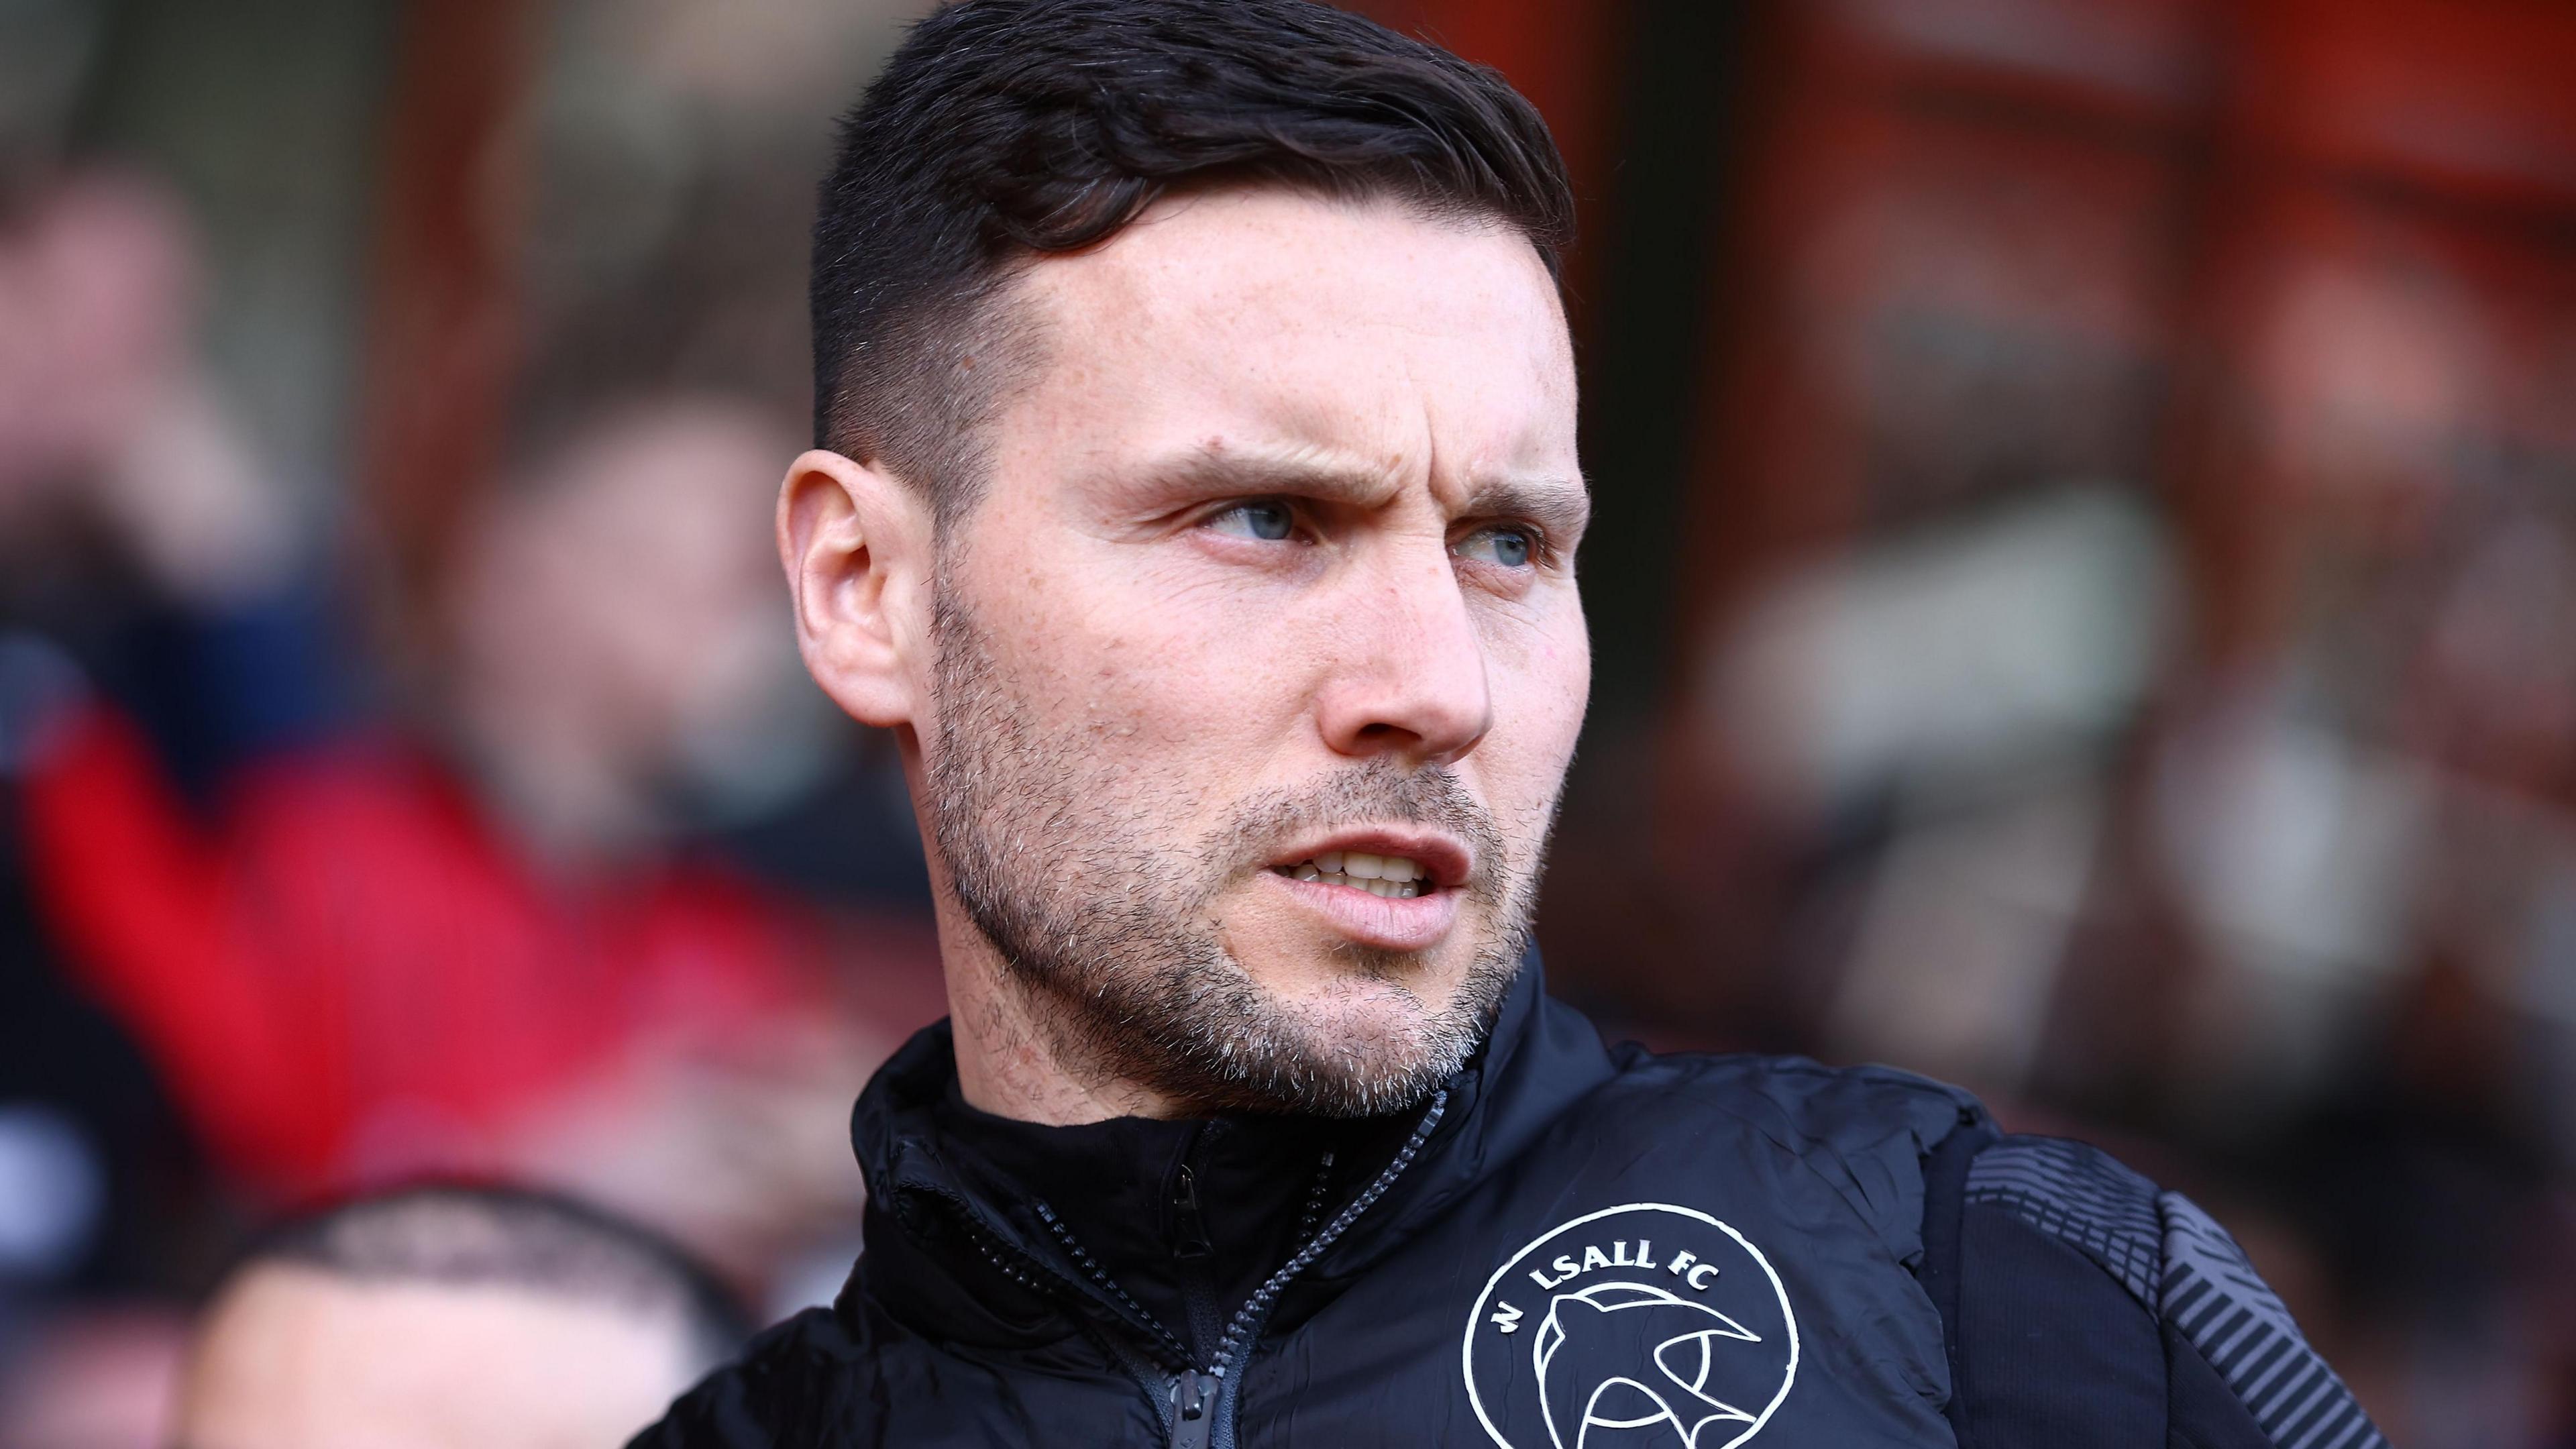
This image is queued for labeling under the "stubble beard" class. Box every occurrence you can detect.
[923,586,1549,1118]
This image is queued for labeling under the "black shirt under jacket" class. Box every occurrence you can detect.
[633,957,2383,1448]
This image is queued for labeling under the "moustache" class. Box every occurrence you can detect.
[1205,758,1510,899]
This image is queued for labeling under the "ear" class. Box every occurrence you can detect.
[780,447,934,730]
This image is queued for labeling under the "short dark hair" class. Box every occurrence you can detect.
[811,0,1575,519]
[227,1183,755,1371]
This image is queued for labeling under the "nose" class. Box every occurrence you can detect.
[1313,541,1494,765]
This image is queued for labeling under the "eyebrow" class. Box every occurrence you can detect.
[1114,444,1403,511]
[1456,476,1592,547]
[1116,443,1591,539]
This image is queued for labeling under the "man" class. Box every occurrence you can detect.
[0,191,936,1271]
[639,1,2388,1445]
[176,1185,749,1449]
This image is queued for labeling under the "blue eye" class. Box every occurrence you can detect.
[1208,501,1296,541]
[1458,526,1538,568]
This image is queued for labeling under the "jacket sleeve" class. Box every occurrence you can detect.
[628,1363,770,1449]
[627,1306,873,1449]
[1949,1136,2388,1449]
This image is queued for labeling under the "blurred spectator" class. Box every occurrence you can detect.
[0,168,939,1299]
[171,1183,747,1449]
[0,170,233,1345]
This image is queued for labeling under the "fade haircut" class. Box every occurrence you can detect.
[229,1183,754,1371]
[811,0,1576,521]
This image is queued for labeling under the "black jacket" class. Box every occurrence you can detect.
[634,961,2386,1447]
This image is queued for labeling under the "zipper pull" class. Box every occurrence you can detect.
[1171,1164,1213,1259]
[1168,1368,1215,1449]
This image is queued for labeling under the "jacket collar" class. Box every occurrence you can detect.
[847,952,1616,1358]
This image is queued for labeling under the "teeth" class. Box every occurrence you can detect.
[1271,857,1429,899]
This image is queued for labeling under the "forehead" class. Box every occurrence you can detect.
[996,187,1578,493]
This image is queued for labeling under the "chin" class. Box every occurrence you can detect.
[1147,952,1501,1118]
[1267,970,1452,1049]
[1244,934,1452,1002]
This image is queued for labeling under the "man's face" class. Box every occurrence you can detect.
[174,1267,698,1449]
[914,189,1589,1116]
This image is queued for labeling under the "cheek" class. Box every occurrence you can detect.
[1491,600,1590,736]
[1099,625,1309,754]
[979,552,1317,752]
[1474,606,1591,825]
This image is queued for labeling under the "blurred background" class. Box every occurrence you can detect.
[0,0,2569,1443]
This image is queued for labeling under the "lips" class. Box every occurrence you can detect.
[1268,830,1472,891]
[1272,849,1429,898]
[1262,869,1459,952]
[1262,829,1472,951]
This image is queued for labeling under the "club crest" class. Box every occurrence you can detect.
[1462,1204,1797,1449]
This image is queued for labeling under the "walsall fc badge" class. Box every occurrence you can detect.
[1461,1203,1798,1449]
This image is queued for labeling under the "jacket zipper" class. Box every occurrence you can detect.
[1035,1198,1197,1369]
[1176,1089,1446,1446]
[916,1089,1450,1449]
[1171,1164,1215,1258]
[1168,1367,1218,1449]
[906,1181,1192,1413]
[1171,1157,1228,1382]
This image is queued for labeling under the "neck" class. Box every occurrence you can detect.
[898,737,1195,1126]
[932,879,1189,1126]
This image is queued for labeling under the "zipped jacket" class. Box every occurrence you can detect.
[633,960,2386,1448]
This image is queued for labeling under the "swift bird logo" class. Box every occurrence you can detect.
[1464,1204,1797,1449]
[1533,1283,1761,1449]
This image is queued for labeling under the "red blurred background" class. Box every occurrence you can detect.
[3,1,2573,1444]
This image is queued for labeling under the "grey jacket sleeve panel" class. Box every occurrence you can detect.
[2155,1190,2387,1449]
[1959,1136,2391,1449]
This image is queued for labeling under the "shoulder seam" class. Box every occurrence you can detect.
[1963,1135,2161,1309]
